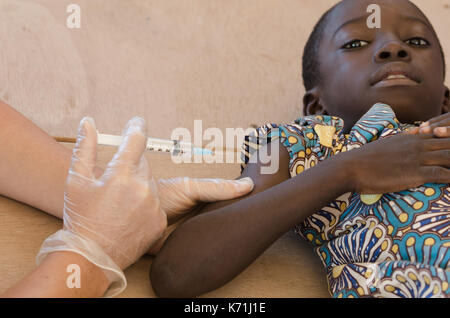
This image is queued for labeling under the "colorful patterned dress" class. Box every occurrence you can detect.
[240,103,450,298]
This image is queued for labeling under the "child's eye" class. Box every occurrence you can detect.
[342,40,370,49]
[405,37,430,46]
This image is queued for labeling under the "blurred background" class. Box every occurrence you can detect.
[1,0,448,140]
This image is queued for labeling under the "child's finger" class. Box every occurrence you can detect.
[419,125,432,134]
[422,112,450,126]
[419,116,450,134]
[69,117,98,178]
[420,124,450,137]
[403,127,420,135]
[433,126,450,137]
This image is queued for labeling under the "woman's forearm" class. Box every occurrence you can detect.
[1,251,109,297]
[0,100,72,218]
[151,152,354,297]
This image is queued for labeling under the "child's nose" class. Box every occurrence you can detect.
[374,41,411,63]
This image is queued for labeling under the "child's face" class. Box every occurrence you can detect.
[307,0,449,133]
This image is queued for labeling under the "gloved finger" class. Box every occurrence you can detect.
[135,153,153,184]
[186,177,254,202]
[69,117,98,179]
[105,117,148,175]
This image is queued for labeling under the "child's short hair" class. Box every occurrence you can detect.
[302,1,447,92]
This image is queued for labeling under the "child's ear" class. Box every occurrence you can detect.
[442,86,450,114]
[303,87,329,117]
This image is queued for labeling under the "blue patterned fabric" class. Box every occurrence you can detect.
[240,103,450,298]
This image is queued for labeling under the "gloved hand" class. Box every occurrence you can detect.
[37,116,167,297]
[147,176,254,255]
[158,176,254,222]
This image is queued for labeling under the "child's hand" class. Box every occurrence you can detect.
[341,132,450,195]
[413,113,450,137]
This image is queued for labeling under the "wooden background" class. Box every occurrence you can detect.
[0,0,449,297]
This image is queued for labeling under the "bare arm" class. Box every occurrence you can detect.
[151,140,354,297]
[1,251,109,298]
[151,129,450,297]
[0,100,72,218]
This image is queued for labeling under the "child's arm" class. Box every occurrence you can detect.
[151,140,354,297]
[151,131,450,297]
[0,100,75,218]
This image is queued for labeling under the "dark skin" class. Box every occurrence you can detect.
[304,0,449,134]
[151,0,450,297]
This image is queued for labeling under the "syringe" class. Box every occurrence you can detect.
[96,133,213,156]
[54,133,213,156]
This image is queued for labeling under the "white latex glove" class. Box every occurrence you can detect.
[147,176,254,254]
[158,177,254,221]
[37,116,167,297]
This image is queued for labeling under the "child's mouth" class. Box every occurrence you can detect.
[371,68,421,88]
[373,74,420,88]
